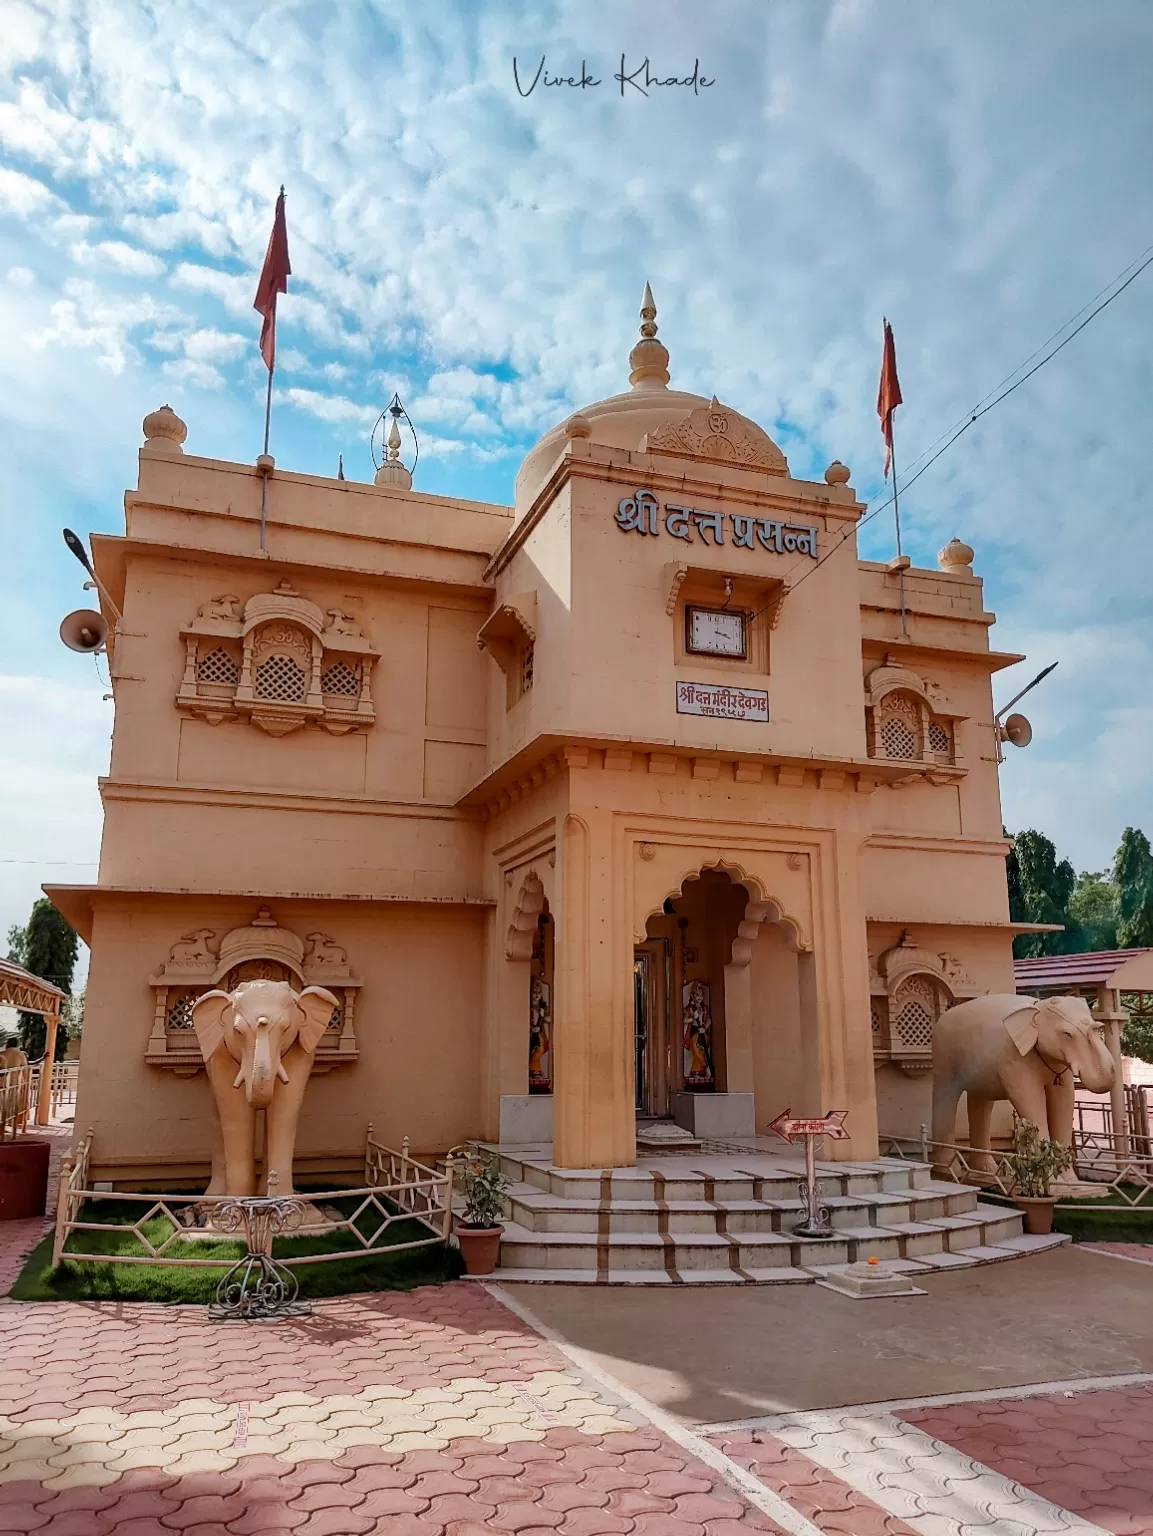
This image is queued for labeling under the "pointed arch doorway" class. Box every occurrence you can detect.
[636,865,818,1138]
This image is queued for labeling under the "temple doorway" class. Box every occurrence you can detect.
[633,940,671,1117]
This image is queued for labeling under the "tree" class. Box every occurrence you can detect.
[1065,870,1118,953]
[1113,828,1153,948]
[6,899,79,1058]
[1008,830,1076,959]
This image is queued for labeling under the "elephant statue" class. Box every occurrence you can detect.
[192,978,338,1196]
[931,993,1116,1181]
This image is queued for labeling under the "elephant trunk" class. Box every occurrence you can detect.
[1077,1032,1116,1095]
[246,1024,277,1109]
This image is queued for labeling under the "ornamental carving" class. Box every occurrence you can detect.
[641,396,789,476]
[176,581,377,735]
[147,909,360,1077]
[869,931,976,1076]
[864,663,963,769]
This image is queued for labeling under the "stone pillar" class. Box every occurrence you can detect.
[35,1012,60,1126]
[1100,985,1129,1157]
[553,809,634,1169]
[721,963,755,1094]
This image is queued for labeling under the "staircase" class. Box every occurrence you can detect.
[476,1141,1066,1285]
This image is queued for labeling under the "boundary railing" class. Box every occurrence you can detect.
[49,1060,79,1117]
[880,1125,1153,1213]
[0,1063,37,1141]
[52,1127,454,1269]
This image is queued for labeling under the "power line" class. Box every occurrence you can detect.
[750,238,1153,619]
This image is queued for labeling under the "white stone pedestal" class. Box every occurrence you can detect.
[672,1091,755,1139]
[499,1094,554,1145]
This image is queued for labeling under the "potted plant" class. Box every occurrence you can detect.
[454,1153,510,1275]
[1007,1117,1073,1234]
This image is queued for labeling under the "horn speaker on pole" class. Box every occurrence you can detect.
[59,609,109,653]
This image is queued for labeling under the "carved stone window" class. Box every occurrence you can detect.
[864,663,966,774]
[892,977,937,1048]
[870,931,974,1076]
[176,584,377,735]
[878,691,922,761]
[166,990,198,1031]
[519,643,535,698]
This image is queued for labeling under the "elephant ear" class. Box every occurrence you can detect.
[192,990,235,1062]
[1004,999,1040,1056]
[295,985,340,1056]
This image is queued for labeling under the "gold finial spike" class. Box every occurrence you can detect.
[639,281,657,339]
[387,418,402,459]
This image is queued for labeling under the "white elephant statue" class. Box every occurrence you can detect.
[931,993,1116,1181]
[192,978,338,1196]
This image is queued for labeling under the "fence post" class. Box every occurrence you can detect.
[400,1135,411,1210]
[51,1154,73,1269]
[919,1123,930,1165]
[365,1123,374,1183]
[442,1153,455,1243]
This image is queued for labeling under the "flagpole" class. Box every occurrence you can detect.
[259,360,273,554]
[890,429,909,638]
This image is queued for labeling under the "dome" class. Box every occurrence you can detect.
[514,287,788,515]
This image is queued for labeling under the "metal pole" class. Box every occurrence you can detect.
[891,433,909,638]
[805,1133,816,1211]
[258,363,274,554]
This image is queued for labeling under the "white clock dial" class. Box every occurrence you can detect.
[688,607,746,657]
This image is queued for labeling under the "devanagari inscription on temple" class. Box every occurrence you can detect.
[615,488,818,557]
[675,681,769,722]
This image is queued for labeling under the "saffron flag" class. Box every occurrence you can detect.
[253,187,291,372]
[877,318,902,479]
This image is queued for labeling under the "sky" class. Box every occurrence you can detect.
[1,0,1152,963]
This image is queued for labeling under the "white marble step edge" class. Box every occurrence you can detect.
[466,1232,1070,1286]
[497,1156,936,1202]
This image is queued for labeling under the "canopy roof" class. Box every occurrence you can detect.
[0,956,65,1016]
[1015,948,1153,994]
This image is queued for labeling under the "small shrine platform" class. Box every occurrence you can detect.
[475,1137,1065,1286]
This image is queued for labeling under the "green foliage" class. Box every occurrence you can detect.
[7,898,80,1057]
[1121,1012,1153,1065]
[1066,870,1119,952]
[457,1152,510,1229]
[9,1192,463,1304]
[1114,828,1153,948]
[1007,1117,1073,1198]
[1009,830,1076,958]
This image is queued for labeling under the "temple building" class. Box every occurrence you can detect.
[50,293,1036,1187]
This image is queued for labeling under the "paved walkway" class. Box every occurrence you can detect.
[1,1154,1151,1534]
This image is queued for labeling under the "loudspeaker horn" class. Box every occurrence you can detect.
[60,609,109,653]
[1000,712,1033,749]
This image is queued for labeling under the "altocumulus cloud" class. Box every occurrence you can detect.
[0,0,1151,940]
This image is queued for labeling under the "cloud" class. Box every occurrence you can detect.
[0,164,63,218]
[6,266,34,285]
[280,387,377,426]
[30,279,186,374]
[71,239,166,276]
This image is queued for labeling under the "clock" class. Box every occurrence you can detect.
[686,605,747,658]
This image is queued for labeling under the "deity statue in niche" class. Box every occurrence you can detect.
[529,978,551,1091]
[682,980,715,1089]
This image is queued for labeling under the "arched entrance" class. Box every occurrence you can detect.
[637,867,818,1137]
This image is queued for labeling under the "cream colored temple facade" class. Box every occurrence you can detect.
[52,299,1032,1186]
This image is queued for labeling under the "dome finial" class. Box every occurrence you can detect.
[629,282,670,390]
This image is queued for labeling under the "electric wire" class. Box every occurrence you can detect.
[747,239,1153,622]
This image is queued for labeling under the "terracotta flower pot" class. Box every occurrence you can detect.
[455,1223,503,1275]
[0,1137,50,1221]
[1013,1195,1057,1235]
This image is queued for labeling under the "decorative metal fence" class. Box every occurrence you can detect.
[0,1063,37,1141]
[880,1125,1153,1213]
[52,1127,455,1271]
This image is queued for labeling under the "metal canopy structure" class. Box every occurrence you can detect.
[0,956,66,1127]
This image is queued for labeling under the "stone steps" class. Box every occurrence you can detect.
[464,1141,1069,1286]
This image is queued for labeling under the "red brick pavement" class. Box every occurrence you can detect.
[709,1431,919,1536]
[900,1382,1153,1535]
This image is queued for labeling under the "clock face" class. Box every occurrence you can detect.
[687,606,746,658]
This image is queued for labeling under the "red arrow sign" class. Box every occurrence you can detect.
[769,1108,849,1143]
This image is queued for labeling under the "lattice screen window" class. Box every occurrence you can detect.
[326,1004,342,1033]
[166,990,198,1031]
[892,976,938,1048]
[928,720,953,759]
[197,647,240,687]
[521,643,535,695]
[321,661,360,697]
[877,692,922,761]
[255,654,306,702]
[870,999,884,1036]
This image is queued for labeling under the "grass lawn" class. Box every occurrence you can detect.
[980,1187,1153,1244]
[11,1191,464,1303]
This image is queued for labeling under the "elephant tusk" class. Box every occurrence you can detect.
[277,1063,290,1084]
[233,1068,245,1089]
